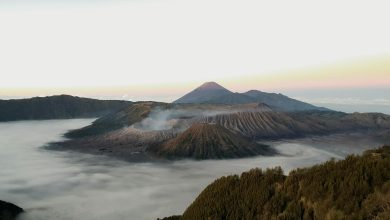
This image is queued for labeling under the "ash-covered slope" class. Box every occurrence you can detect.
[65,102,169,138]
[58,103,390,161]
[200,111,311,139]
[65,102,272,138]
[0,95,131,122]
[152,123,274,159]
[57,126,177,161]
[57,93,390,161]
[201,111,390,139]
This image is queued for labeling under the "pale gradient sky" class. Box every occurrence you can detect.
[1,0,390,113]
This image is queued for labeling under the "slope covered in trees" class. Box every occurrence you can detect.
[162,146,390,220]
[0,95,130,122]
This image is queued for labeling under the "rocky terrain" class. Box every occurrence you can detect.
[200,111,390,139]
[0,95,131,122]
[56,126,177,162]
[65,101,168,138]
[64,102,272,138]
[151,123,274,159]
[55,103,276,161]
[56,101,390,161]
[54,82,390,161]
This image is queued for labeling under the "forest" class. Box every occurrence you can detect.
[160,146,390,220]
[0,95,130,121]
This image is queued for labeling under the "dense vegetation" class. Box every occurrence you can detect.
[162,146,390,219]
[0,95,130,122]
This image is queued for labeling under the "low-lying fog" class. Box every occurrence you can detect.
[0,119,384,220]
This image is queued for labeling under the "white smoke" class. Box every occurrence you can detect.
[132,105,269,131]
[132,109,203,131]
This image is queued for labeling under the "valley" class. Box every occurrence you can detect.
[0,119,385,220]
[51,82,390,162]
[1,82,389,220]
[2,1,390,219]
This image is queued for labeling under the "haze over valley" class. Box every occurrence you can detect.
[1,81,390,219]
[45,82,390,162]
[1,119,387,220]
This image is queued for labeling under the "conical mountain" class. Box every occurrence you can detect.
[174,82,329,112]
[153,123,273,159]
[173,82,233,104]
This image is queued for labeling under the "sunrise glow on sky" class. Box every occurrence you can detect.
[1,0,390,113]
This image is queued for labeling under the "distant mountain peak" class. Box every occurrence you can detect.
[174,83,328,111]
[173,82,232,104]
[198,82,227,90]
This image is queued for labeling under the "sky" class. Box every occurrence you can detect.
[0,0,389,113]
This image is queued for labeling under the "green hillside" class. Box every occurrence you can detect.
[0,95,130,122]
[162,146,390,220]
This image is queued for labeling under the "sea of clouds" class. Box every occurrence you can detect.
[0,119,381,220]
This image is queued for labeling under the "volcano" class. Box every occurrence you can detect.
[173,82,233,104]
[153,123,273,159]
[173,82,328,111]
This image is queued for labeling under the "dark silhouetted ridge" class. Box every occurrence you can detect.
[0,95,131,122]
[0,200,24,220]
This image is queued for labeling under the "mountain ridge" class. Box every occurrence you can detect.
[0,200,24,220]
[0,95,131,121]
[173,82,328,112]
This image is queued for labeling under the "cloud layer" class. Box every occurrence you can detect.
[0,119,384,219]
